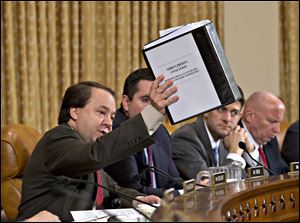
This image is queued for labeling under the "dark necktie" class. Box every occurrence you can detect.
[147,146,155,188]
[96,170,103,209]
[258,146,268,168]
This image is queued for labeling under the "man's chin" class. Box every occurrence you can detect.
[219,130,231,137]
[259,139,269,145]
[94,133,104,140]
[219,125,231,131]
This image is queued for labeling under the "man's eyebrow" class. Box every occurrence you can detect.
[97,105,109,110]
[97,105,115,113]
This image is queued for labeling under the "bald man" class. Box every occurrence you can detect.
[241,91,289,175]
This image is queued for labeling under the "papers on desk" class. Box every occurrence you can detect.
[71,208,148,222]
[178,189,184,195]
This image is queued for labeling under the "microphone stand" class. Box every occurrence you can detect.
[140,165,208,188]
[59,176,156,221]
[238,142,277,176]
[148,166,183,187]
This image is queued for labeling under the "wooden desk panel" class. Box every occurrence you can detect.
[152,174,299,222]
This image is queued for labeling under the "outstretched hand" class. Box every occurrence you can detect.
[149,75,179,115]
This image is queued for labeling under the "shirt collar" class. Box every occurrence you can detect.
[204,120,220,150]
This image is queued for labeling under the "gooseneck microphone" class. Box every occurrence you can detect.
[57,175,157,221]
[238,141,277,176]
[140,165,208,188]
[139,165,183,187]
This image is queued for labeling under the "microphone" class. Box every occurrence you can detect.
[139,165,183,187]
[139,165,207,188]
[57,175,157,221]
[238,141,277,176]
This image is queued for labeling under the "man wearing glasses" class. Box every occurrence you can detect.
[171,87,253,180]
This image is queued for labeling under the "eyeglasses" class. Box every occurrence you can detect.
[217,107,241,118]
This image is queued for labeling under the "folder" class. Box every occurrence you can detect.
[142,20,242,124]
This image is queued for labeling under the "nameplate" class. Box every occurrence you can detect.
[247,166,264,179]
[163,188,175,203]
[211,172,226,186]
[290,162,299,172]
[183,179,196,194]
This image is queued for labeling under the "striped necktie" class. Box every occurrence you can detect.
[147,145,155,188]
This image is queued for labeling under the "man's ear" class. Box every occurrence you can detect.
[69,107,79,120]
[121,95,130,113]
[244,108,254,122]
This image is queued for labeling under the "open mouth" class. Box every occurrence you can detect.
[99,130,108,135]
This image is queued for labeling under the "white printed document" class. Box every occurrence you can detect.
[71,208,148,222]
[143,20,242,124]
[144,33,221,124]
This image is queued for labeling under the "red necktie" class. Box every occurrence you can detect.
[258,146,268,168]
[147,146,154,188]
[95,170,103,209]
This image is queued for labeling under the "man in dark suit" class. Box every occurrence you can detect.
[281,120,299,164]
[105,68,182,197]
[18,78,179,221]
[241,91,289,175]
[171,88,252,180]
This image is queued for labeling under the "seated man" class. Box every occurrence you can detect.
[281,120,299,164]
[18,77,178,221]
[171,87,252,180]
[105,68,182,197]
[241,91,289,175]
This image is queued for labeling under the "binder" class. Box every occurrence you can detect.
[142,20,242,125]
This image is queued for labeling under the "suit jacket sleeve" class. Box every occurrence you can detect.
[104,154,146,194]
[101,170,144,208]
[105,152,173,198]
[44,114,154,177]
[105,126,182,197]
[281,121,299,164]
[265,138,289,174]
[153,126,182,190]
[171,124,212,180]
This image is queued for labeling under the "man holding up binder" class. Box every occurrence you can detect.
[18,76,178,221]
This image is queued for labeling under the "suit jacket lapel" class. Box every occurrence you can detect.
[196,118,216,166]
[263,143,271,167]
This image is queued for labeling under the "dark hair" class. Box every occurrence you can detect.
[122,68,154,101]
[237,85,245,107]
[58,81,115,125]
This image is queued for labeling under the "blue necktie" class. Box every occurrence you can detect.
[214,146,219,166]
